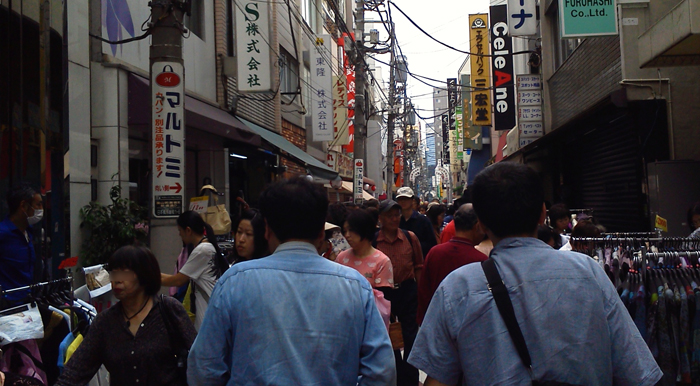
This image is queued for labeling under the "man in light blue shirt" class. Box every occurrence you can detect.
[188,177,396,386]
[408,163,662,386]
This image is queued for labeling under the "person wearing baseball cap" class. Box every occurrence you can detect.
[396,187,437,258]
[376,198,424,386]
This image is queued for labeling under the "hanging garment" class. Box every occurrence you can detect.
[0,340,48,385]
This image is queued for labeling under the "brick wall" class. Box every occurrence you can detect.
[281,119,307,178]
[548,37,622,129]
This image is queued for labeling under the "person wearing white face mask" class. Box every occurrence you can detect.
[0,185,44,303]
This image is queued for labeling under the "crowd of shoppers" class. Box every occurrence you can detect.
[4,163,678,386]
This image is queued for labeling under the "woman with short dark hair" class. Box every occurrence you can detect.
[336,210,394,289]
[56,245,196,386]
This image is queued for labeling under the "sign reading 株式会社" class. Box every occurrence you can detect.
[560,0,618,38]
[236,1,272,92]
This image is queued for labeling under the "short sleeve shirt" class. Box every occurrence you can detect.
[179,242,217,331]
[336,249,394,288]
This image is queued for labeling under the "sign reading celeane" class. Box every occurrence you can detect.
[560,0,618,37]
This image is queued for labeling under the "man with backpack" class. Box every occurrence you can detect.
[408,163,661,386]
[376,199,423,386]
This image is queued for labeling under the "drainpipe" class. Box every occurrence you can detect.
[618,78,674,160]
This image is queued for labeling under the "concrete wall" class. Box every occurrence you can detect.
[619,4,700,161]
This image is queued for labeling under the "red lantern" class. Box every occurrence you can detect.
[371,185,376,191]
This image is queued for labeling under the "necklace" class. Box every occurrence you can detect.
[122,298,150,327]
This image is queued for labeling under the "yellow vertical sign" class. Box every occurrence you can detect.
[469,14,492,126]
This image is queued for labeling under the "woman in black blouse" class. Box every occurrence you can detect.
[56,245,196,386]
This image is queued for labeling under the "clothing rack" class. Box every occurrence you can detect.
[601,231,661,238]
[0,274,73,296]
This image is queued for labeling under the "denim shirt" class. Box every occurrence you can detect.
[408,237,662,386]
[187,241,396,386]
[0,217,35,302]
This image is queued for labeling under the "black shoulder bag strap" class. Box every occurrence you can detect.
[481,259,533,371]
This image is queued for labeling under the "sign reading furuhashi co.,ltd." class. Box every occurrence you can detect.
[560,0,618,38]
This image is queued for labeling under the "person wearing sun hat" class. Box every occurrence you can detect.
[396,187,437,258]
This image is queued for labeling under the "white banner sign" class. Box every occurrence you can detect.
[152,62,185,218]
[311,35,334,142]
[517,90,542,106]
[236,1,271,92]
[332,75,349,145]
[518,106,543,122]
[354,159,364,204]
[516,74,542,90]
[507,0,538,36]
[519,121,544,138]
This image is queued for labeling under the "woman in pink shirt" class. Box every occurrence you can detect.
[336,209,394,289]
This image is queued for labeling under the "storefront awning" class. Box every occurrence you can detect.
[638,0,700,67]
[239,118,339,180]
[324,181,374,201]
[128,74,261,146]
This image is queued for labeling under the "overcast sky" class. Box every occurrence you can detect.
[371,0,490,134]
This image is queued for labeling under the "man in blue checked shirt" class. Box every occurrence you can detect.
[188,177,396,386]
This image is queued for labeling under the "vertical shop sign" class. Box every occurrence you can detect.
[455,104,464,160]
[339,34,355,155]
[507,0,537,36]
[354,159,364,204]
[462,75,483,151]
[311,36,334,141]
[332,75,349,145]
[490,5,516,131]
[447,78,458,135]
[236,1,271,92]
[516,74,544,147]
[441,114,450,163]
[152,62,185,218]
[469,14,492,126]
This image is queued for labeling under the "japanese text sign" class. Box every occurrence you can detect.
[152,62,185,218]
[332,75,349,145]
[508,0,538,36]
[469,14,492,126]
[311,35,334,142]
[560,0,618,38]
[236,1,272,92]
[354,159,364,204]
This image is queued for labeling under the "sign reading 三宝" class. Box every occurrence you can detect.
[236,1,272,92]
[560,0,618,38]
[469,14,492,126]
[152,62,185,218]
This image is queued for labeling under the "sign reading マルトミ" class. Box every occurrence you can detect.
[560,0,618,38]
[152,62,185,218]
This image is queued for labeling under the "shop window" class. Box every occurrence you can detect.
[301,0,318,33]
[227,0,235,56]
[185,0,204,39]
[549,3,584,70]
[279,48,300,97]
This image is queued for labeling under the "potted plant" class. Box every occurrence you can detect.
[80,184,149,266]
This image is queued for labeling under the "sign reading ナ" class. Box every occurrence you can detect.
[560,0,618,38]
[152,62,185,218]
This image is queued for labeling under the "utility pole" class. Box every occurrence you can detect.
[353,0,366,205]
[150,0,187,218]
[385,41,396,198]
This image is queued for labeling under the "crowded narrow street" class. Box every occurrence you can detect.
[1,0,700,384]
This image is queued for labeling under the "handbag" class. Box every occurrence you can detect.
[481,259,579,386]
[388,321,404,350]
[201,194,231,235]
[158,295,189,382]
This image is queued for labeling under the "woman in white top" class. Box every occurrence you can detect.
[161,211,229,330]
